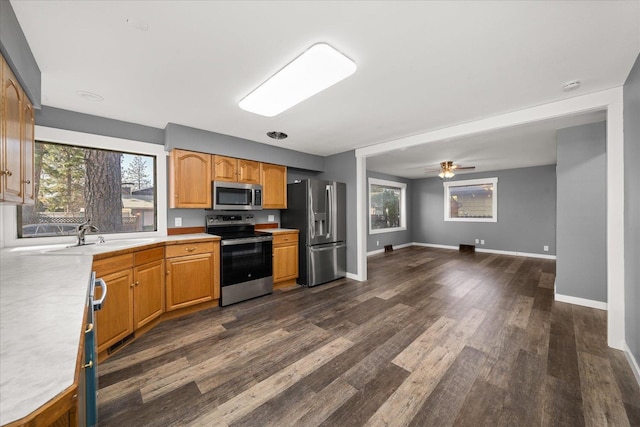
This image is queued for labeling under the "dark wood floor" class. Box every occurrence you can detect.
[98,246,640,426]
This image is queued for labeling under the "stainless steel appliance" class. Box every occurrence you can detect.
[206,214,273,306]
[84,272,106,427]
[213,181,263,210]
[281,179,346,287]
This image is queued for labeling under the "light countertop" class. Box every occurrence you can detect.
[0,233,219,425]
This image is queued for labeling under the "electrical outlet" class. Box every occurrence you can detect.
[174,217,182,227]
[475,239,479,244]
[480,239,485,245]
[544,245,549,252]
[377,240,380,246]
[267,215,275,222]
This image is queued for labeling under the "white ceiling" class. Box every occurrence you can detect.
[10,1,640,177]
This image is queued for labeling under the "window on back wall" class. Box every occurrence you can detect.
[444,177,498,222]
[17,140,157,238]
[369,177,407,234]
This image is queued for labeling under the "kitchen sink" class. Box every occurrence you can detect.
[48,238,158,254]
[8,238,158,255]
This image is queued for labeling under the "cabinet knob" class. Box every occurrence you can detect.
[85,323,94,333]
[130,283,135,288]
[83,360,93,369]
[23,179,31,184]
[185,247,196,252]
[166,270,170,275]
[1,170,12,176]
[135,281,140,286]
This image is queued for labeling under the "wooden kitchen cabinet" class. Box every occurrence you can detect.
[169,149,212,208]
[165,241,220,311]
[272,231,299,287]
[93,254,135,353]
[133,247,165,329]
[1,53,34,204]
[93,248,165,353]
[261,162,287,209]
[213,155,260,184]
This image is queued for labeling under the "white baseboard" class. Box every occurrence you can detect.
[367,242,413,257]
[413,242,458,250]
[345,272,361,281]
[475,248,556,260]
[623,343,640,386]
[412,242,556,259]
[554,293,608,310]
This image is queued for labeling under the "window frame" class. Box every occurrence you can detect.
[368,177,407,235]
[443,177,498,223]
[3,125,168,247]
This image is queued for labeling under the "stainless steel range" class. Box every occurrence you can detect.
[206,214,273,306]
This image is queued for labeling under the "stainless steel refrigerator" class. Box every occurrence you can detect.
[281,179,346,287]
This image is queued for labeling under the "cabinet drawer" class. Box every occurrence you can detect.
[273,233,298,245]
[134,247,164,266]
[166,241,214,258]
[93,254,134,277]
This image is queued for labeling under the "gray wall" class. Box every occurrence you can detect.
[165,123,324,171]
[168,208,281,229]
[0,0,41,107]
[36,106,165,145]
[412,165,557,255]
[317,150,358,276]
[367,171,413,252]
[624,53,640,365]
[556,121,607,303]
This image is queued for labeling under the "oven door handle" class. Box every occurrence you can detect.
[221,236,273,246]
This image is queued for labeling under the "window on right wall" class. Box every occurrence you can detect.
[444,177,498,222]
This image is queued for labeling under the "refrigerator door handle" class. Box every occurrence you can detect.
[326,184,332,239]
[310,242,346,252]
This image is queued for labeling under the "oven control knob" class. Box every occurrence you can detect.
[248,273,252,278]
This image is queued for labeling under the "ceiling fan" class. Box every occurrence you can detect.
[425,161,476,179]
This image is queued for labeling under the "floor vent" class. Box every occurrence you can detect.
[384,245,393,252]
[459,244,476,254]
[107,332,136,355]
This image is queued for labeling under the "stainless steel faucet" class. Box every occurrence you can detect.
[76,219,99,246]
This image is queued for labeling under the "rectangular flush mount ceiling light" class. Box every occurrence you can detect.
[239,43,357,117]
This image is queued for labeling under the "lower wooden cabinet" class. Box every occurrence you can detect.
[165,241,220,311]
[93,247,165,353]
[133,248,165,329]
[272,231,299,286]
[93,255,134,353]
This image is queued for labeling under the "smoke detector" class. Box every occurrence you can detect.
[562,80,581,92]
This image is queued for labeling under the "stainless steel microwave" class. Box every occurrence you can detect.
[213,181,263,210]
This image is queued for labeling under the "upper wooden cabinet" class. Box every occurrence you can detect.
[261,163,287,209]
[169,149,212,208]
[213,155,260,184]
[1,54,34,204]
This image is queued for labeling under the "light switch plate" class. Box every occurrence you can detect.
[268,215,275,222]
[175,217,182,227]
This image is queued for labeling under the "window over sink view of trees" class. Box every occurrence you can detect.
[18,141,157,238]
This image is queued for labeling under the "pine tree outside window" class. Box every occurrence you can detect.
[17,140,157,238]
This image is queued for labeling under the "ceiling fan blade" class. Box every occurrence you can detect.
[452,165,475,170]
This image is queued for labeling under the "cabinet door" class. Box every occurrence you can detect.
[169,149,212,208]
[261,163,287,209]
[1,59,23,203]
[95,269,134,353]
[213,155,238,182]
[273,242,299,283]
[237,159,260,184]
[166,253,214,311]
[133,259,164,329]
[21,95,35,204]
